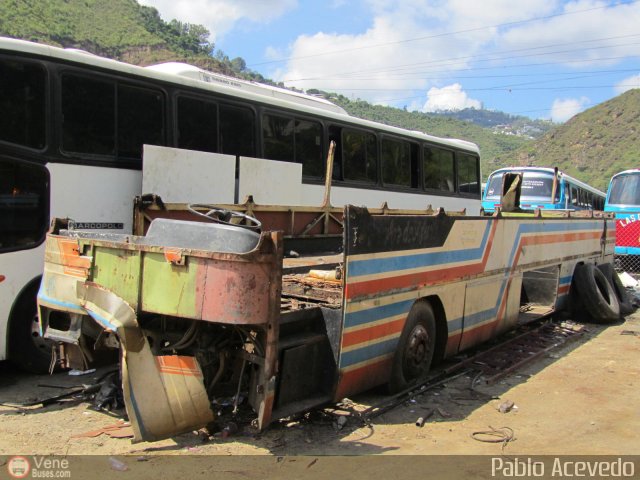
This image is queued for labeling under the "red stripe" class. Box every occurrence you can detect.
[335,357,393,400]
[459,318,502,351]
[347,229,600,300]
[342,318,405,349]
[346,220,500,300]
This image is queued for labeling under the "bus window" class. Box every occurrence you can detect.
[220,104,255,157]
[295,119,323,178]
[62,74,115,155]
[0,59,46,149]
[342,129,377,184]
[457,153,480,194]
[571,186,578,205]
[0,158,49,253]
[118,84,164,159]
[177,96,218,153]
[424,146,454,192]
[62,75,164,161]
[263,113,294,162]
[608,174,640,205]
[262,114,323,177]
[382,138,413,187]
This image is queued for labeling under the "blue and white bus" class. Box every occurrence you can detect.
[604,169,640,262]
[482,167,605,214]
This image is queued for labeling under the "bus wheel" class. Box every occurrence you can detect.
[8,282,54,373]
[573,263,620,323]
[598,263,635,316]
[388,301,436,393]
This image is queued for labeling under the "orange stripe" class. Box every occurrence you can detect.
[335,357,393,400]
[346,220,500,299]
[342,318,405,349]
[56,238,91,278]
[156,355,202,378]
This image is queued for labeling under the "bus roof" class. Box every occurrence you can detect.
[0,37,480,155]
[609,169,640,180]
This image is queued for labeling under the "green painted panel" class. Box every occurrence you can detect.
[91,247,141,309]
[141,253,199,318]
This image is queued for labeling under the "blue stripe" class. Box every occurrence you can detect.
[615,246,640,255]
[86,309,119,331]
[340,220,602,369]
[507,221,602,273]
[347,221,493,278]
[341,337,399,367]
[37,290,85,314]
[559,275,572,286]
[345,299,414,329]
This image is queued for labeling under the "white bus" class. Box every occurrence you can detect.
[0,36,481,372]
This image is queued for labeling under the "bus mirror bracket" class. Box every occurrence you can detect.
[500,172,523,213]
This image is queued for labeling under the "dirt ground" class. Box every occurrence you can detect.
[1,310,639,465]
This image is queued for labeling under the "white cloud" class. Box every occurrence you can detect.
[422,83,481,112]
[138,0,297,41]
[615,74,640,94]
[274,0,568,105]
[550,96,590,123]
[499,1,640,66]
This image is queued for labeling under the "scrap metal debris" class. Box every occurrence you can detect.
[498,400,516,413]
[471,426,515,449]
[71,420,133,439]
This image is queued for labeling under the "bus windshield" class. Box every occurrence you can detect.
[607,174,640,206]
[485,171,559,201]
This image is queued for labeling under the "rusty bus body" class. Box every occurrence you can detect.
[37,198,616,442]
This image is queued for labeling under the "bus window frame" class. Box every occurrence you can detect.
[0,54,49,154]
[0,157,50,254]
[379,133,419,190]
[423,143,457,195]
[259,107,324,179]
[55,66,167,170]
[454,151,481,196]
[327,124,380,186]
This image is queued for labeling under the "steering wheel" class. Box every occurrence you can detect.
[187,204,261,231]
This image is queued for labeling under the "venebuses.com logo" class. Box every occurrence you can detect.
[6,456,71,478]
[6,457,30,479]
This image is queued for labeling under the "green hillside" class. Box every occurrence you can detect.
[326,95,532,178]
[492,89,640,191]
[0,0,268,80]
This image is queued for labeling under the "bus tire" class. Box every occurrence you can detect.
[388,301,436,393]
[573,263,620,323]
[598,263,635,316]
[8,281,54,373]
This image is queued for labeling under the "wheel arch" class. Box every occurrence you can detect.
[418,295,448,366]
[6,275,43,361]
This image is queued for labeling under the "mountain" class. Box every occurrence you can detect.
[0,0,269,81]
[325,94,534,177]
[436,108,553,137]
[491,89,640,191]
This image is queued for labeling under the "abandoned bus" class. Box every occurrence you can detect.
[0,36,481,372]
[482,167,605,214]
[604,169,640,268]
[37,192,619,442]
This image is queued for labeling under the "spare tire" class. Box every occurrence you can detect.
[598,263,635,316]
[573,263,620,323]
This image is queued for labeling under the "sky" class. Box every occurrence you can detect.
[138,0,640,123]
